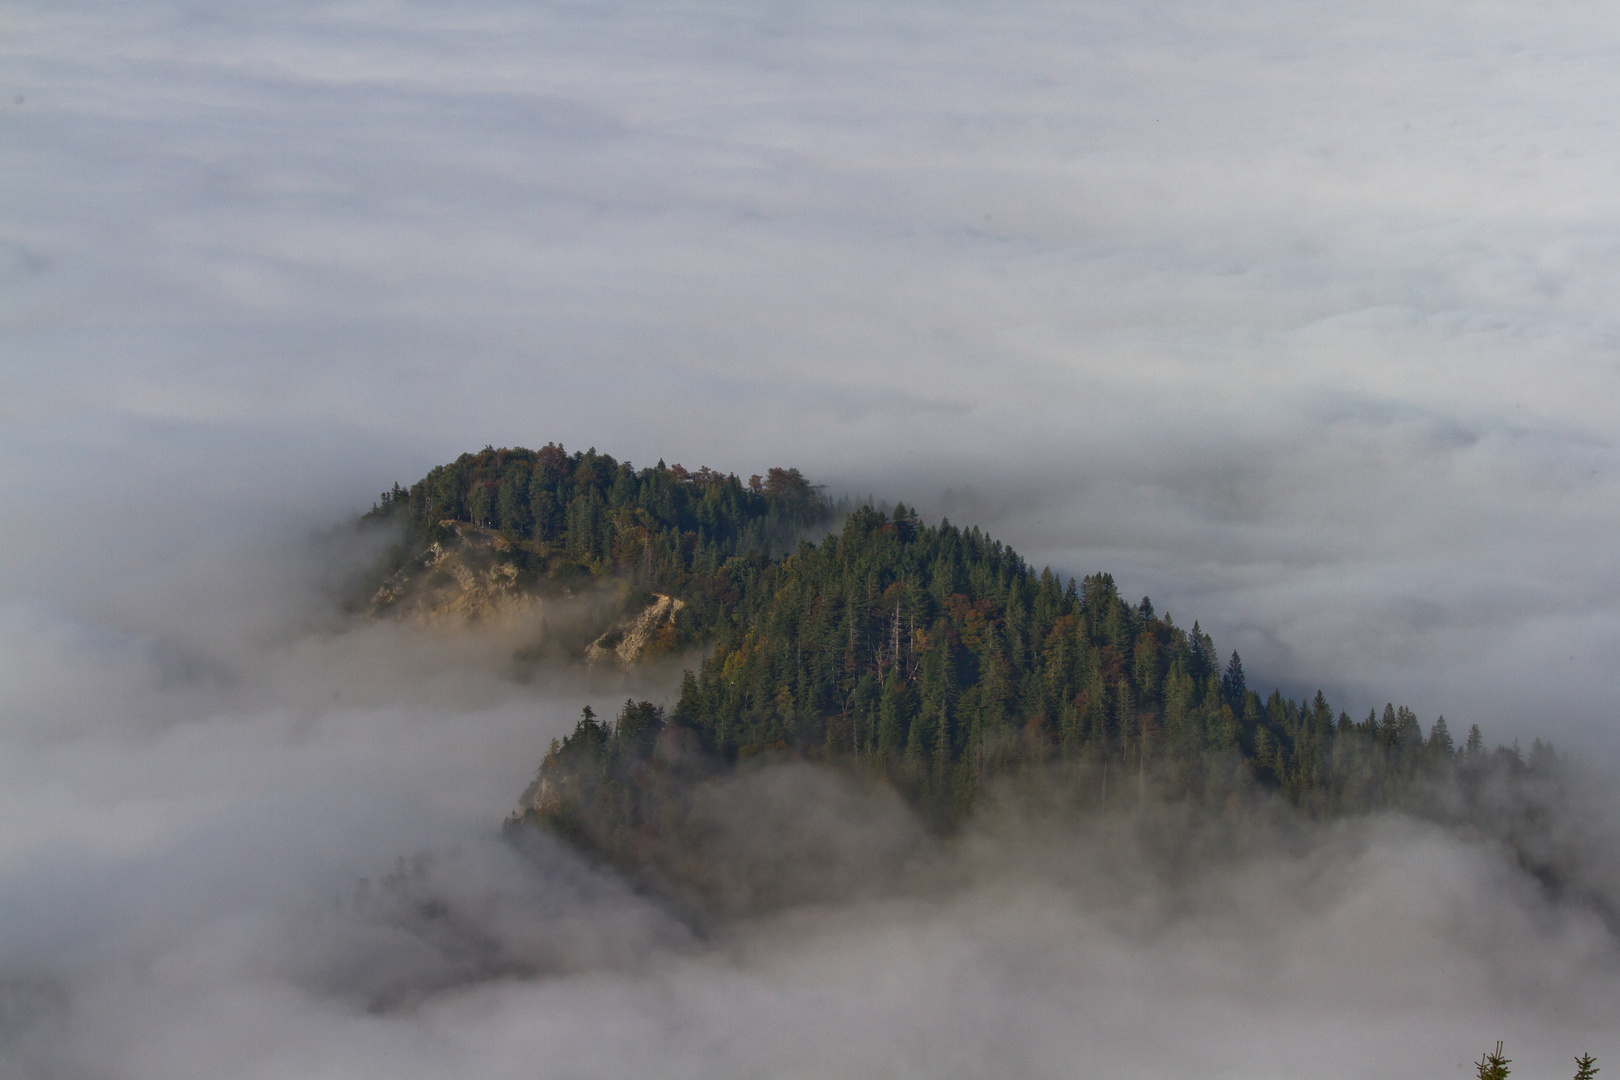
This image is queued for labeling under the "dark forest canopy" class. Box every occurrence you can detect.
[665,502,1526,816]
[521,505,1558,838]
[364,443,838,648]
[368,442,832,567]
[370,447,1566,884]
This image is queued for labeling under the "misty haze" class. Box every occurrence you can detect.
[5,1,1620,1078]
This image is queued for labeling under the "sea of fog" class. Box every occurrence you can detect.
[7,0,1620,750]
[7,0,1620,1075]
[0,451,1615,1079]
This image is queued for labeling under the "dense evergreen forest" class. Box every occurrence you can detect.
[370,447,1568,892]
[663,502,1547,816]
[364,443,835,647]
[519,505,1561,847]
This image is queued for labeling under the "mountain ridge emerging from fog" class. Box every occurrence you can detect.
[363,443,836,647]
[367,445,1583,915]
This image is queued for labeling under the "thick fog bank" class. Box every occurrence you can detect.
[8,0,1620,1071]
[6,750,1620,1079]
[0,470,1616,1079]
[9,0,1620,750]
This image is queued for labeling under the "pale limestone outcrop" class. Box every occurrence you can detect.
[368,521,535,625]
[584,593,685,667]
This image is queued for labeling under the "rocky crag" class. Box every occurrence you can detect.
[367,521,536,625]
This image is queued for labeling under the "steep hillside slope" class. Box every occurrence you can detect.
[363,443,835,653]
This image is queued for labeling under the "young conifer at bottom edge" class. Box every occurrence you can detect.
[1573,1052,1599,1080]
[1476,1041,1510,1080]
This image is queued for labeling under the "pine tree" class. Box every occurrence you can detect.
[1476,1041,1510,1080]
[1574,1053,1598,1080]
[1378,703,1400,748]
[1428,716,1454,759]
[1221,651,1246,704]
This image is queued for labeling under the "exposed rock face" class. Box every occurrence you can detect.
[367,521,683,668]
[584,593,685,667]
[368,521,535,625]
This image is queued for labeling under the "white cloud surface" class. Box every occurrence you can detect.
[9,0,1620,743]
[6,0,1620,1075]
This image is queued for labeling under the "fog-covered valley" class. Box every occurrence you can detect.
[7,0,1620,1074]
[0,456,1614,1077]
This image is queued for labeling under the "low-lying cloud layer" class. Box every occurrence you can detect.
[3,537,1620,1075]
[6,0,1620,1075]
[7,0,1620,747]
[0,459,1615,1077]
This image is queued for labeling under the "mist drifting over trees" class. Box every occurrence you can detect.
[10,0,1620,1075]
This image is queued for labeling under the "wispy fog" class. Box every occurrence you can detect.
[0,437,1613,1077]
[6,0,1620,1075]
[7,0,1620,746]
[2,518,1619,1076]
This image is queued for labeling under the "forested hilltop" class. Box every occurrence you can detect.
[367,447,1572,902]
[522,503,1562,841]
[369,444,831,563]
[664,503,1534,816]
[363,443,836,646]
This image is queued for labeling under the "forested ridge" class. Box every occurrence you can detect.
[364,442,835,648]
[664,502,1540,816]
[521,504,1561,845]
[368,447,1570,886]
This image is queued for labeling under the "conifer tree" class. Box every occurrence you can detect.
[1574,1053,1598,1080]
[1221,651,1246,704]
[1428,716,1454,759]
[1476,1041,1510,1080]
